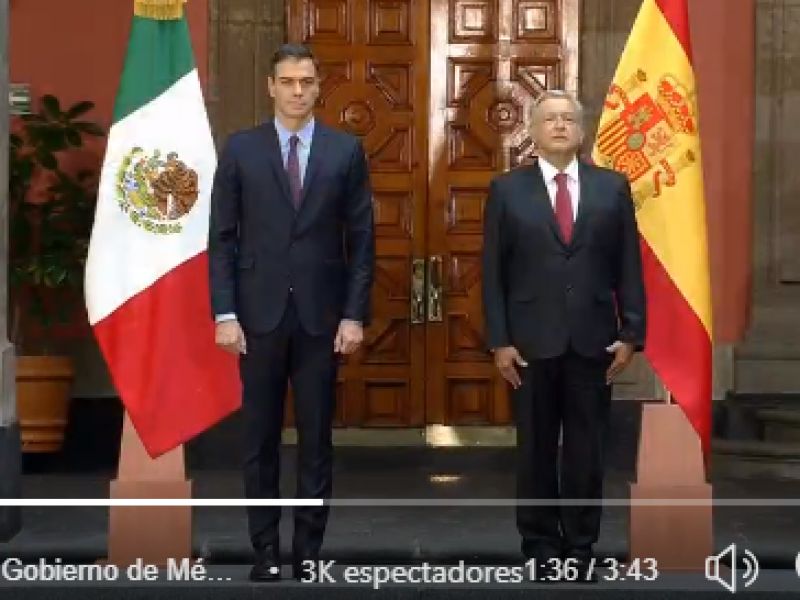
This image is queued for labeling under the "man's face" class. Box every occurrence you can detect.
[530,97,584,155]
[268,58,319,120]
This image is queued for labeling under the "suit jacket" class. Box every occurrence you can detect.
[481,159,646,361]
[208,120,375,336]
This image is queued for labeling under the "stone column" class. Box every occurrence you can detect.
[0,0,21,542]
[689,0,755,401]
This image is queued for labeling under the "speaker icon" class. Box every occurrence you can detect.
[705,543,759,593]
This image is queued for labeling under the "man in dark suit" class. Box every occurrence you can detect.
[208,44,375,581]
[481,90,646,581]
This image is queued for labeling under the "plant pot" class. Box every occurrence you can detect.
[16,355,74,453]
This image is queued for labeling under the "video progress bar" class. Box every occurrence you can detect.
[1,498,798,507]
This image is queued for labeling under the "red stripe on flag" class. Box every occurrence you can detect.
[639,235,712,456]
[654,0,693,60]
[92,252,241,458]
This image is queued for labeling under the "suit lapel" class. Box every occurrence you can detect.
[299,124,329,207]
[260,122,294,210]
[570,161,595,250]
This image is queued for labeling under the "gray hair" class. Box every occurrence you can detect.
[529,89,585,125]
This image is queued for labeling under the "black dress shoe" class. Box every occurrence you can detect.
[249,549,281,582]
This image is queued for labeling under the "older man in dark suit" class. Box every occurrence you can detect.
[481,90,646,582]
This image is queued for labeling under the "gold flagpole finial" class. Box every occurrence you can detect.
[134,0,186,20]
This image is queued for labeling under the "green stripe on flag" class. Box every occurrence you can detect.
[112,14,196,124]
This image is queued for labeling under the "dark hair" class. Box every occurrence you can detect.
[270,44,319,77]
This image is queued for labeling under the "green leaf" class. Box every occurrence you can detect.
[44,267,68,288]
[65,129,83,147]
[19,113,46,124]
[31,129,69,152]
[40,95,61,118]
[65,101,94,119]
[72,121,105,136]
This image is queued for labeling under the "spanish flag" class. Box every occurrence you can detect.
[591,0,713,456]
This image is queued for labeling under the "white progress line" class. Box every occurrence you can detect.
[0,498,797,507]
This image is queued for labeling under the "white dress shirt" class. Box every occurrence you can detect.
[276,116,315,183]
[537,156,580,219]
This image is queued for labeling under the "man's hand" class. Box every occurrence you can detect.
[335,319,363,354]
[216,320,246,354]
[605,341,634,383]
[494,346,527,389]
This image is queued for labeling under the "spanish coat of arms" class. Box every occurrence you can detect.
[594,70,699,211]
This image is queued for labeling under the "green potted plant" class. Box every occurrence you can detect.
[9,94,104,452]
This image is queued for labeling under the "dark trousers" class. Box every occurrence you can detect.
[239,299,338,557]
[511,347,613,561]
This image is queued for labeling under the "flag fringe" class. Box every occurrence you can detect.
[134,0,186,20]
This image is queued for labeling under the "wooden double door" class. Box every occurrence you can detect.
[284,0,580,427]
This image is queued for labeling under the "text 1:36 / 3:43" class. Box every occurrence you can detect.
[527,557,658,582]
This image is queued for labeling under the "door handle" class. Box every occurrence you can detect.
[427,255,443,322]
[411,257,426,324]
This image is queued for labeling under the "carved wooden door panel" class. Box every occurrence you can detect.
[286,0,580,426]
[425,0,580,425]
[287,0,430,426]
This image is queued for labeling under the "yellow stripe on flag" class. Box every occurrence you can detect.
[591,0,712,337]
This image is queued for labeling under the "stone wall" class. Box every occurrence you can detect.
[207,0,286,143]
[735,0,800,393]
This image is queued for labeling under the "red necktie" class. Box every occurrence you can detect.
[554,172,574,242]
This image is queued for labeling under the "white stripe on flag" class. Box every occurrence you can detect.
[85,70,216,325]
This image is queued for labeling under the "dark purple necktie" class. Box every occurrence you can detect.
[287,134,302,208]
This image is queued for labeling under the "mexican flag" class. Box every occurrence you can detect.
[84,0,240,458]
